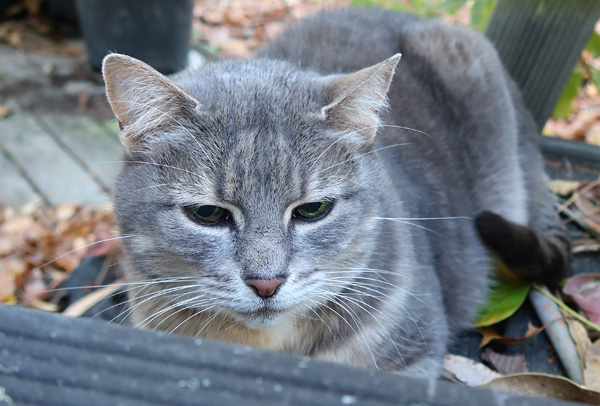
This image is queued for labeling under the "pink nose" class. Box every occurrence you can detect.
[244,277,286,298]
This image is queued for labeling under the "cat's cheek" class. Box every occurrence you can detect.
[294,210,374,258]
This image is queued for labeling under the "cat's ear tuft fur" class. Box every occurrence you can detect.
[102,53,199,151]
[322,53,401,140]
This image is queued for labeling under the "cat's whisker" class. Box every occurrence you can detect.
[309,123,431,174]
[129,182,199,194]
[319,266,405,276]
[372,216,472,221]
[306,304,336,337]
[323,276,425,334]
[162,303,218,334]
[326,175,369,190]
[380,124,431,138]
[318,143,413,174]
[47,275,199,294]
[322,280,398,307]
[114,98,218,170]
[370,218,439,234]
[36,235,134,273]
[53,277,200,323]
[193,308,226,338]
[145,298,210,331]
[317,292,380,369]
[332,291,407,367]
[135,294,214,330]
[104,160,209,182]
[308,129,363,172]
[324,276,397,293]
[125,285,209,326]
[108,283,199,322]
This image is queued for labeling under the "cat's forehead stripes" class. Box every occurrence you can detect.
[211,124,361,210]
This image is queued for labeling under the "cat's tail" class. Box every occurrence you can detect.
[475,72,572,286]
[474,203,571,286]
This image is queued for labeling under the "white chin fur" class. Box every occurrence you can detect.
[230,308,290,330]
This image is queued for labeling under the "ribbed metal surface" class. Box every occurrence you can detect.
[541,136,600,170]
[486,0,600,130]
[0,305,581,406]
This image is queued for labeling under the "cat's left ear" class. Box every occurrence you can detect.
[321,54,401,142]
[102,53,199,152]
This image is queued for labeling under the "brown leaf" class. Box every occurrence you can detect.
[482,373,600,404]
[480,348,529,374]
[62,279,124,317]
[564,273,600,324]
[21,268,49,304]
[478,322,545,348]
[0,263,15,302]
[478,326,502,348]
[29,298,58,312]
[565,317,592,365]
[442,354,502,386]
[549,179,581,197]
[224,7,251,26]
[585,339,600,391]
[573,181,600,236]
[573,241,600,254]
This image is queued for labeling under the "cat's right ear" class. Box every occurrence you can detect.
[321,54,401,143]
[102,54,199,152]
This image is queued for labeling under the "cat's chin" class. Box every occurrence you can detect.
[230,309,289,330]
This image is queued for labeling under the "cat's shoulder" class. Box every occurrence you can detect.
[400,20,510,107]
[400,19,507,93]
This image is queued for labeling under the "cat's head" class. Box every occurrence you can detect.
[103,53,400,329]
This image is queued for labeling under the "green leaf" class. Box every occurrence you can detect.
[438,0,469,13]
[591,70,600,91]
[585,31,600,57]
[552,68,585,120]
[474,277,532,327]
[471,0,497,32]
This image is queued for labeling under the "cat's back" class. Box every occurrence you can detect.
[263,7,502,92]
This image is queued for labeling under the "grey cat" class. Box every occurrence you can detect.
[102,8,571,377]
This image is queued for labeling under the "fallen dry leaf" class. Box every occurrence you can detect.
[478,322,545,348]
[480,348,530,375]
[482,373,600,404]
[0,203,119,310]
[563,316,600,391]
[573,182,600,236]
[565,317,592,366]
[0,265,15,302]
[585,339,600,391]
[573,240,600,253]
[62,279,125,317]
[442,354,502,386]
[549,179,581,197]
[564,273,600,324]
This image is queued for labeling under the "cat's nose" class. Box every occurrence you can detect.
[244,277,286,298]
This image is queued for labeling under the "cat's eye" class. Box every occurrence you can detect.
[293,201,333,221]
[184,205,231,225]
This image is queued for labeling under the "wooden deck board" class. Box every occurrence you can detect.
[0,112,109,207]
[35,114,123,192]
[0,149,41,205]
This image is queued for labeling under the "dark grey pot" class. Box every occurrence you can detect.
[75,0,193,74]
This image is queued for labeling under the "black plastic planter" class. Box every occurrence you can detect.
[75,0,193,74]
